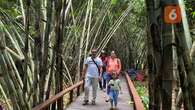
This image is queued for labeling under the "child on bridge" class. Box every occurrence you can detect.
[108,73,122,110]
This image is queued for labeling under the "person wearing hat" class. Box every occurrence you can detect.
[82,48,103,105]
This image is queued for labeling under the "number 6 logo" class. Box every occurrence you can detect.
[164,5,181,24]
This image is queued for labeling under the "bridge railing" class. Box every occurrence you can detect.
[33,73,145,110]
[32,81,84,110]
[125,72,145,110]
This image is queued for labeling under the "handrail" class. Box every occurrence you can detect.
[32,81,84,110]
[125,72,145,110]
[33,74,144,110]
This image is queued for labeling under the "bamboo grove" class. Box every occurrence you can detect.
[0,0,195,110]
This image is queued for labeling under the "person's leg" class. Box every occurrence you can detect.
[110,99,113,109]
[103,72,107,89]
[92,77,99,104]
[83,77,91,105]
[106,74,112,94]
[113,91,119,107]
[109,90,114,109]
[99,79,103,90]
[105,74,112,102]
[103,79,106,91]
[112,91,116,108]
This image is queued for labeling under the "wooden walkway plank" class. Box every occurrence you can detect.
[65,77,134,110]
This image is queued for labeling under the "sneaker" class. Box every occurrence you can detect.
[110,107,113,110]
[114,107,118,110]
[82,100,89,105]
[103,89,106,92]
[91,100,96,105]
[105,99,110,102]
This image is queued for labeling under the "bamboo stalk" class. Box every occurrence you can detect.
[76,0,91,82]
[0,84,12,110]
[178,0,192,49]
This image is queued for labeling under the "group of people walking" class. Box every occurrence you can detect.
[82,48,122,110]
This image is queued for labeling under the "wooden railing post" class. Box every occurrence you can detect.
[69,90,74,104]
[51,102,56,110]
[82,79,85,91]
[77,85,80,97]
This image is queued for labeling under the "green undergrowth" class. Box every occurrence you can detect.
[134,81,149,110]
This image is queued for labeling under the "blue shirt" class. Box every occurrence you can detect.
[85,57,103,78]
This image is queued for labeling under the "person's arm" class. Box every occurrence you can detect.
[106,57,110,73]
[99,66,102,77]
[105,57,108,65]
[108,80,114,86]
[82,58,88,79]
[98,58,103,77]
[117,59,122,74]
[118,80,122,93]
[82,64,88,78]
[119,81,121,91]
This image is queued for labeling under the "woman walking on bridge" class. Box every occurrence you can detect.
[82,49,103,105]
[105,51,121,102]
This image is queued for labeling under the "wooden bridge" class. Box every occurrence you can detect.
[32,73,144,110]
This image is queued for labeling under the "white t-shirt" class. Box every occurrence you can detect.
[84,57,103,78]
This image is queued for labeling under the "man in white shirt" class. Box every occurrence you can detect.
[82,48,103,105]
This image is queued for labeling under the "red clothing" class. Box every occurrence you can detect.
[106,57,121,74]
[100,56,108,72]
[100,56,108,64]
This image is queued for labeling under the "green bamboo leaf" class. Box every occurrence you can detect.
[192,11,195,18]
[111,0,118,5]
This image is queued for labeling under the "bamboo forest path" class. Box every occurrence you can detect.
[32,73,144,110]
[65,77,133,110]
